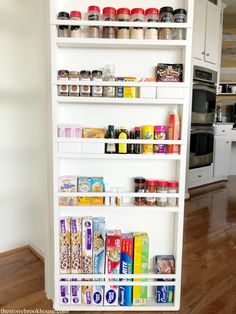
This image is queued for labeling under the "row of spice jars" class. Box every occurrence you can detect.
[58,7,187,40]
[134,177,179,207]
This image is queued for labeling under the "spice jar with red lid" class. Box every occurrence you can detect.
[157,180,168,207]
[88,6,101,38]
[117,8,130,39]
[145,8,159,40]
[102,7,116,39]
[131,8,145,40]
[167,181,179,207]
[146,179,157,206]
[134,177,146,206]
[70,11,81,38]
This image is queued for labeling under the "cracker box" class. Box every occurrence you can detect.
[59,218,71,274]
[104,230,121,306]
[71,279,81,305]
[71,218,82,274]
[90,177,104,206]
[58,176,77,192]
[82,217,93,274]
[92,217,106,305]
[78,177,91,206]
[60,279,70,305]
[83,128,105,138]
[59,197,77,207]
[133,232,149,305]
[119,233,133,306]
[154,255,175,303]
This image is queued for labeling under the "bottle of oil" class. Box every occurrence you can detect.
[118,127,128,154]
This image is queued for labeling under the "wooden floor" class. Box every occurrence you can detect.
[1,177,236,313]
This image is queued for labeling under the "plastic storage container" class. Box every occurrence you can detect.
[117,8,130,39]
[103,64,116,97]
[102,7,116,38]
[146,179,157,206]
[131,8,145,39]
[58,12,70,37]
[88,6,100,38]
[159,7,174,40]
[173,9,187,40]
[70,11,81,38]
[157,180,168,207]
[134,177,146,206]
[168,181,179,207]
[145,8,159,40]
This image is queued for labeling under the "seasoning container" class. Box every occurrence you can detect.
[110,187,117,205]
[131,8,145,40]
[70,11,81,38]
[117,8,130,39]
[173,9,187,40]
[145,8,159,40]
[80,70,91,97]
[92,70,103,97]
[118,127,128,154]
[134,177,146,206]
[69,71,80,97]
[128,130,135,154]
[168,181,178,207]
[58,70,69,96]
[88,6,100,38]
[105,183,111,206]
[116,187,124,206]
[154,125,167,154]
[146,179,157,206]
[103,64,116,97]
[159,7,174,40]
[102,7,116,39]
[142,125,154,154]
[134,127,141,154]
[157,180,168,207]
[58,12,70,37]
[105,125,116,154]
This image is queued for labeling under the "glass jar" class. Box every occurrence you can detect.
[70,11,81,38]
[80,70,91,97]
[173,9,187,40]
[69,71,80,97]
[154,125,167,154]
[146,179,157,206]
[117,8,130,39]
[58,70,69,96]
[92,70,103,97]
[134,177,146,206]
[58,12,70,37]
[157,180,168,207]
[131,8,145,40]
[103,7,116,39]
[159,7,174,40]
[168,181,178,207]
[145,8,159,40]
[103,64,116,97]
[88,6,100,38]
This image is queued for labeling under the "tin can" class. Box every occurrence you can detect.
[142,125,154,154]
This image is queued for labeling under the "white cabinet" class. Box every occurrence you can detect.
[193,0,222,68]
[188,165,213,189]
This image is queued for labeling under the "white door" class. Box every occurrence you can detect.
[204,2,221,65]
[213,136,227,178]
[192,0,206,61]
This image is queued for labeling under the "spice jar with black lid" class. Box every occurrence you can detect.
[173,9,187,40]
[134,177,146,206]
[80,70,91,97]
[159,6,174,40]
[70,11,81,38]
[88,6,101,38]
[58,12,70,37]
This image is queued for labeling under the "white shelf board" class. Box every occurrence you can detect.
[58,192,179,198]
[59,273,176,280]
[58,153,181,160]
[56,38,187,49]
[56,138,184,145]
[57,96,184,105]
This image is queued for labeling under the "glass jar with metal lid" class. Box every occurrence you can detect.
[92,70,103,97]
[69,71,80,97]
[58,12,70,37]
[80,70,91,97]
[58,70,69,96]
[159,7,174,40]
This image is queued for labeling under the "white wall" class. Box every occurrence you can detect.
[0,0,49,255]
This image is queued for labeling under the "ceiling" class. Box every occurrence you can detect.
[223,0,236,11]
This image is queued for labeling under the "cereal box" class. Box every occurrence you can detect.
[154,255,175,303]
[133,233,149,305]
[60,279,70,305]
[90,177,104,206]
[59,218,71,274]
[71,218,82,274]
[59,197,77,207]
[104,230,121,306]
[92,217,106,305]
[119,233,133,306]
[78,177,91,206]
[71,279,81,305]
[58,176,77,192]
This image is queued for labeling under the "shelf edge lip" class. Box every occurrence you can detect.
[55,138,184,145]
[56,97,185,104]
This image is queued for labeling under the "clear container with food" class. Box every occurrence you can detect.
[58,70,69,96]
[80,70,91,97]
[159,6,174,40]
[134,177,146,206]
[145,8,159,40]
[117,8,130,39]
[70,11,81,38]
[167,181,179,207]
[69,71,80,97]
[157,180,168,207]
[103,64,116,97]
[131,8,145,40]
[58,12,70,37]
[173,9,187,40]
[92,70,103,97]
[146,179,157,206]
[88,5,101,38]
[102,7,116,38]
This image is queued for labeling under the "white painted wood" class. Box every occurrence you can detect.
[192,0,206,61]
[213,135,231,178]
[188,165,213,188]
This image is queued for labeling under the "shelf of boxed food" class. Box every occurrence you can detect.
[58,192,179,198]
[59,274,176,280]
[58,153,181,160]
[56,138,184,145]
[56,38,187,49]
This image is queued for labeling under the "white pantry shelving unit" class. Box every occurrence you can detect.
[50,0,194,311]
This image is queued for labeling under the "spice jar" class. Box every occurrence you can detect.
[154,125,167,154]
[69,71,80,97]
[58,12,70,37]
[117,8,130,39]
[142,125,154,154]
[103,64,116,97]
[70,11,81,38]
[146,179,157,206]
[102,7,116,39]
[173,9,187,40]
[131,8,145,40]
[157,180,168,207]
[92,70,103,97]
[58,70,69,96]
[159,7,174,40]
[145,8,159,40]
[80,70,91,97]
[134,177,146,206]
[168,181,178,207]
[88,6,100,38]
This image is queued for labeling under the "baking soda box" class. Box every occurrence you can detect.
[59,218,71,274]
[71,218,82,274]
[104,230,121,306]
[154,255,175,303]
[92,217,106,305]
[71,279,81,305]
[133,232,149,305]
[119,233,134,306]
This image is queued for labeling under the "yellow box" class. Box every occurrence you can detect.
[90,177,104,206]
[83,128,105,138]
[124,77,137,98]
[77,177,91,206]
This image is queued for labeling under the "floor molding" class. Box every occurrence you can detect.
[29,246,44,263]
[0,245,44,263]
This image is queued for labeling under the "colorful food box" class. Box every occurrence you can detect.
[154,255,175,303]
[59,197,77,207]
[156,63,183,82]
[71,218,82,274]
[81,285,93,305]
[60,279,70,305]
[71,279,81,305]
[119,233,134,306]
[57,124,82,138]
[116,77,137,98]
[133,232,149,305]
[59,218,71,274]
[83,128,105,138]
[92,217,106,305]
[58,176,77,192]
[104,230,121,306]
[90,177,104,206]
[77,177,91,206]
